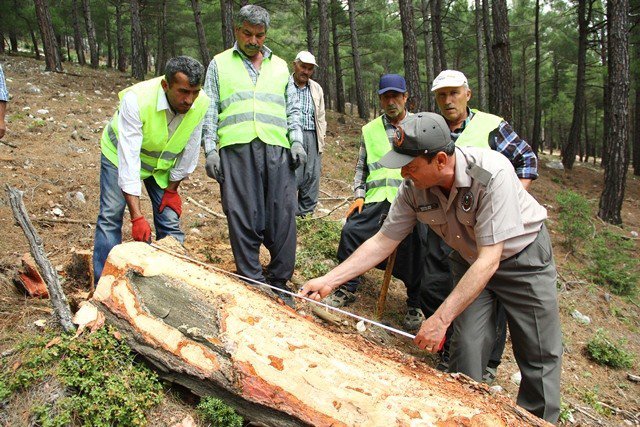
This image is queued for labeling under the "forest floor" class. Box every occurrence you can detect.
[0,55,638,426]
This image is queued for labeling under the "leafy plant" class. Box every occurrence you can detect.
[581,387,611,416]
[197,396,243,427]
[587,230,638,296]
[555,190,592,251]
[585,329,634,369]
[295,218,342,278]
[557,400,574,424]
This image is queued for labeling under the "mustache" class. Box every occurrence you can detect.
[246,44,260,49]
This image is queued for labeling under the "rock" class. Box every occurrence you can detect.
[36,109,49,115]
[25,85,41,94]
[51,207,64,217]
[510,371,522,386]
[22,106,31,111]
[66,191,86,205]
[488,385,503,394]
[71,130,79,140]
[546,161,564,170]
[570,309,591,325]
[631,231,638,238]
[34,319,47,328]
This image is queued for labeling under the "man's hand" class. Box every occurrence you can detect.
[131,216,151,243]
[205,150,224,183]
[158,189,182,217]
[413,315,448,353]
[299,277,334,301]
[290,141,307,169]
[345,198,364,218]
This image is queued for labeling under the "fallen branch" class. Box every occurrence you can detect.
[186,196,225,219]
[5,185,75,333]
[301,198,350,221]
[34,217,89,225]
[0,140,18,148]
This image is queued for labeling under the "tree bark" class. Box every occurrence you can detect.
[482,0,495,112]
[220,0,234,50]
[91,241,550,427]
[155,0,168,76]
[420,0,434,111]
[564,0,593,169]
[190,0,210,66]
[331,0,345,114]
[33,0,63,72]
[633,9,640,176]
[304,0,314,53]
[115,0,127,72]
[106,6,113,69]
[347,0,368,120]
[82,0,99,68]
[28,25,41,61]
[71,0,86,65]
[531,0,541,155]
[600,26,608,166]
[490,0,513,123]
[9,29,18,53]
[598,0,630,224]
[430,0,446,73]
[130,0,145,80]
[398,0,422,112]
[475,0,486,111]
[6,185,74,333]
[317,0,330,106]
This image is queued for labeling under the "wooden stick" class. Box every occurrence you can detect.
[375,248,397,320]
[0,140,18,148]
[186,196,225,218]
[34,217,88,225]
[5,185,75,333]
[300,199,350,221]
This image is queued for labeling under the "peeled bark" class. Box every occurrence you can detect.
[91,241,550,427]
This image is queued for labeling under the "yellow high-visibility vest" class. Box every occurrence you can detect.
[455,109,503,148]
[362,116,404,204]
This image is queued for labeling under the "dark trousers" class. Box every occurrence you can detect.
[295,130,321,216]
[219,140,297,289]
[336,200,422,308]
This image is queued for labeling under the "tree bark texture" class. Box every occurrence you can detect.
[304,0,314,53]
[106,7,113,69]
[475,0,486,111]
[155,0,168,76]
[398,0,422,112]
[220,0,235,50]
[531,0,542,155]
[633,12,640,176]
[331,0,345,114]
[482,0,495,113]
[115,0,127,72]
[599,0,630,225]
[191,0,210,66]
[316,0,331,106]
[6,185,74,332]
[71,0,86,65]
[91,241,551,427]
[490,0,513,123]
[130,0,145,80]
[420,0,434,111]
[33,0,63,72]
[430,0,446,74]
[347,0,368,120]
[82,0,99,68]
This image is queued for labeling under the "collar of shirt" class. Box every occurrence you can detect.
[291,73,309,90]
[232,41,272,60]
[451,107,474,135]
[382,111,413,128]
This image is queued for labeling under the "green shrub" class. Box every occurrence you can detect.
[197,396,243,427]
[558,400,574,423]
[1,327,163,426]
[296,218,342,278]
[556,190,592,251]
[588,230,638,296]
[585,329,634,369]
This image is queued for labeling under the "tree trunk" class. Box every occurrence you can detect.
[564,0,592,169]
[520,43,528,139]
[106,6,113,69]
[347,0,368,120]
[220,0,234,50]
[91,241,551,427]
[71,0,86,65]
[583,105,590,163]
[482,0,495,112]
[317,0,330,105]
[420,0,434,111]
[0,30,4,54]
[28,26,41,60]
[82,0,99,68]
[304,0,314,53]
[475,0,486,111]
[33,0,63,72]
[599,0,630,224]
[331,0,345,114]
[430,0,446,73]
[190,0,210,66]
[633,11,640,176]
[130,0,145,80]
[9,29,18,52]
[600,26,608,166]
[531,0,542,155]
[490,0,513,123]
[398,0,422,112]
[115,0,127,72]
[155,0,168,76]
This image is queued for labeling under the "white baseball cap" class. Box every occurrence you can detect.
[295,51,318,67]
[431,70,468,92]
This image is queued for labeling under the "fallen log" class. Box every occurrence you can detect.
[91,241,550,427]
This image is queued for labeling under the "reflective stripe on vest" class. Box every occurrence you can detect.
[215,49,290,149]
[455,109,503,148]
[100,76,209,188]
[361,116,404,204]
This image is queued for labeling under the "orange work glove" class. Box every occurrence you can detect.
[158,189,182,217]
[345,198,364,218]
[131,216,151,243]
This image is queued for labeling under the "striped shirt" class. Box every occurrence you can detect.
[451,108,538,180]
[291,76,315,131]
[201,43,302,155]
[0,64,8,102]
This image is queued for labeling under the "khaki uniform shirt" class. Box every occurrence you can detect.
[380,147,547,264]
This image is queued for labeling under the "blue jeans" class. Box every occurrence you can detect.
[92,154,184,284]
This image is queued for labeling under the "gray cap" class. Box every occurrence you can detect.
[379,112,453,169]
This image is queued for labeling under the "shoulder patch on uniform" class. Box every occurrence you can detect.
[461,192,474,212]
[466,163,492,186]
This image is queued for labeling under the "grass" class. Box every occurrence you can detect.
[585,329,635,369]
[295,218,342,278]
